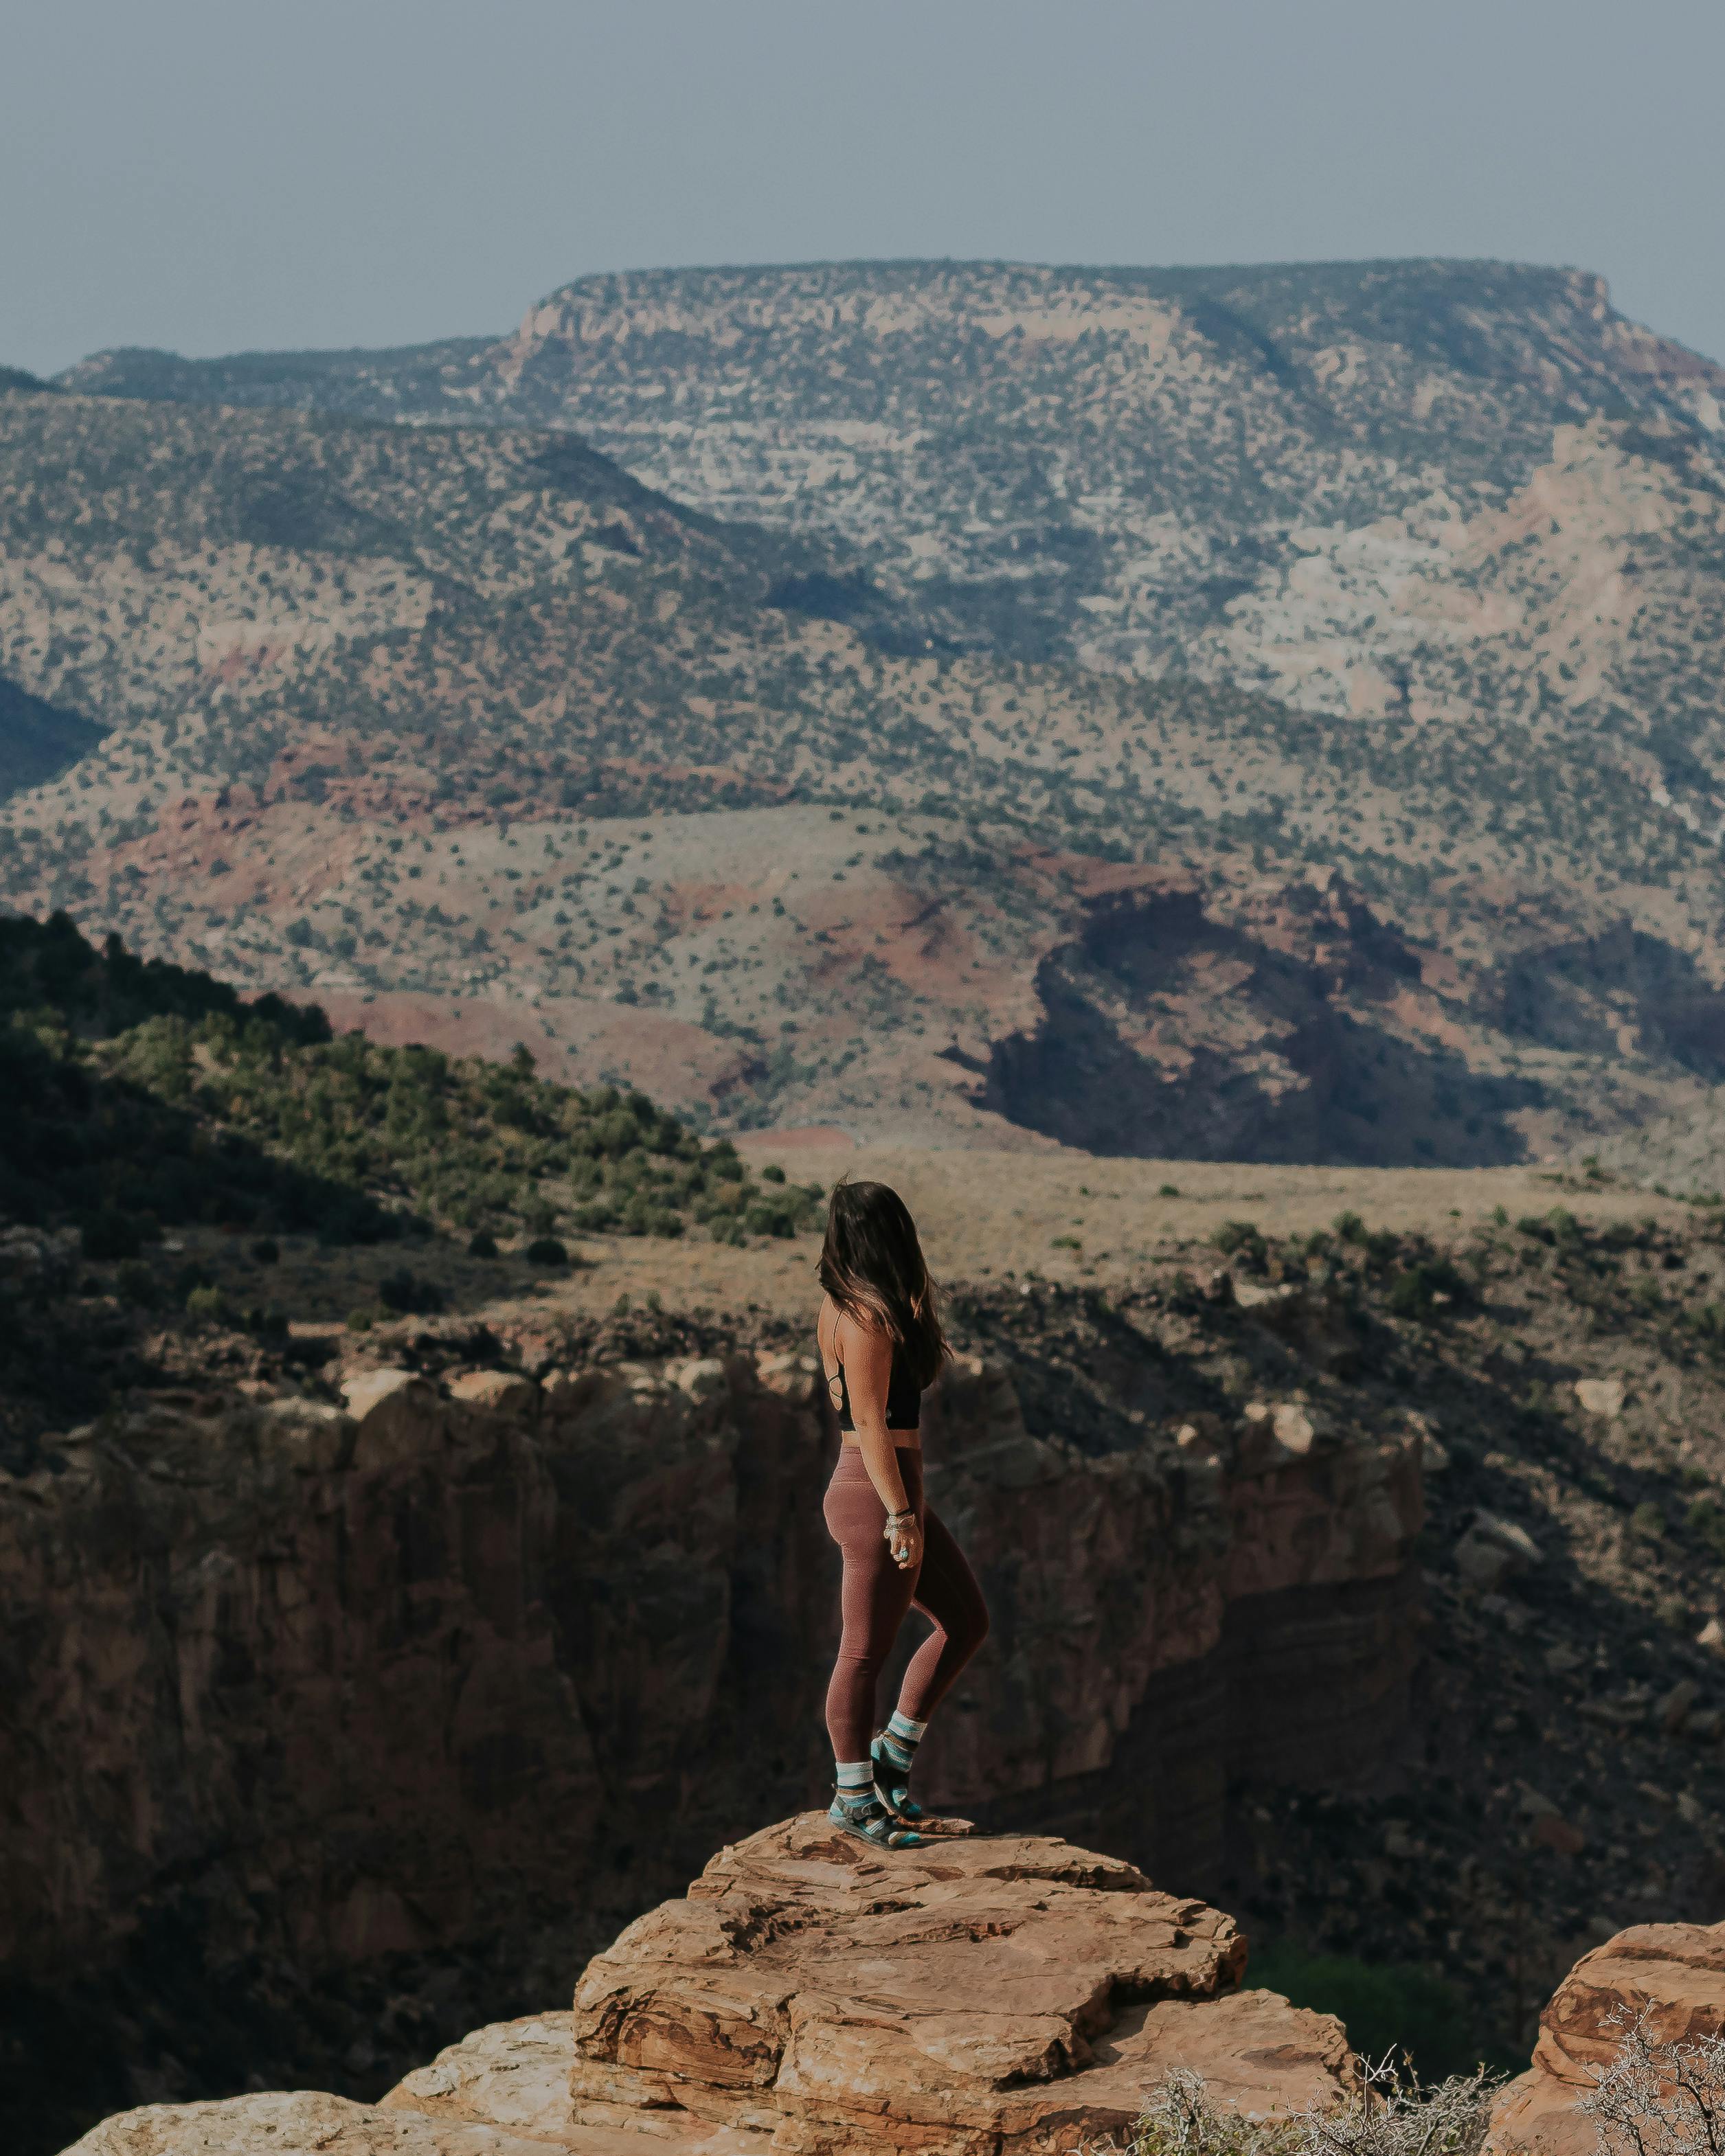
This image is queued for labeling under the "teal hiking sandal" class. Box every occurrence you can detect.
[829,1784,925,1850]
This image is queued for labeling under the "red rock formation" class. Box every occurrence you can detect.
[63,1818,1356,2155]
[0,1348,1419,2008]
[556,1815,1352,2153]
[1485,1920,1725,2153]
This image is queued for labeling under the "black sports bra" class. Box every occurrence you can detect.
[823,1330,925,1432]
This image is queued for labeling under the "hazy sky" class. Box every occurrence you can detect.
[6,0,1722,378]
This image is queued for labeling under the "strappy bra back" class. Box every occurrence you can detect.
[822,1319,925,1432]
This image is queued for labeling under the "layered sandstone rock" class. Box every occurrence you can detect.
[1484,1919,1725,2154]
[65,1819,1355,2156]
[1,1343,1419,2001]
[546,1815,1353,2154]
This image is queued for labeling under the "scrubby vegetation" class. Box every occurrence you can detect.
[1582,2006,1725,2154]
[1101,2058,1498,2155]
[1097,2008,1725,2154]
[1,909,822,1250]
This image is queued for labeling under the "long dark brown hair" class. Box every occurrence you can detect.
[818,1178,947,1388]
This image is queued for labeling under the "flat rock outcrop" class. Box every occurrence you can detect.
[60,1819,1354,2156]
[1485,1919,1725,2154]
[395,1815,1354,2155]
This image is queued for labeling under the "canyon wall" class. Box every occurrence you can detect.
[0,1344,1421,1997]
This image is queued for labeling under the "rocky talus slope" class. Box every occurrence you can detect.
[1483,1917,1725,2153]
[65,1817,1357,2155]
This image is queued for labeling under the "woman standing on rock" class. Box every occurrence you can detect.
[817,1178,989,1849]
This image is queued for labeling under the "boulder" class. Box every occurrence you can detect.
[546,1814,1355,2155]
[1454,1511,1544,1591]
[1484,1920,1725,2153]
[1574,1378,1627,1419]
[449,1370,541,1419]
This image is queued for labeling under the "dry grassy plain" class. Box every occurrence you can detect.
[170,1145,1697,1357]
[420,1145,1696,1332]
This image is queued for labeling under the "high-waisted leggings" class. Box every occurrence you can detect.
[822,1444,990,1763]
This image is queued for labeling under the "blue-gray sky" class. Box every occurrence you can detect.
[6,0,1722,378]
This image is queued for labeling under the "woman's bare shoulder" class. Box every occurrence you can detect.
[827,1301,891,1357]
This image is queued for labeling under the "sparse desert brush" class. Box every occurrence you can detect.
[1581,2004,1725,2153]
[1098,2058,1498,2156]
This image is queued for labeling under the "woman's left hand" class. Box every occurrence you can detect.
[885,1512,923,1571]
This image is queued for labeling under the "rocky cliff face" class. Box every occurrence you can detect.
[1,1337,1417,2139]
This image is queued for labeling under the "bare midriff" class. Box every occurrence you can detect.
[839,1429,922,1449]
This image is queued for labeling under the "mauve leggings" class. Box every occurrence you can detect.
[822,1444,990,1763]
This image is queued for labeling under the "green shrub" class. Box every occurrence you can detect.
[249,1236,281,1264]
[184,1284,230,1326]
[1687,1497,1725,1556]
[1630,1499,1667,1541]
[759,1163,786,1183]
[745,1194,802,1238]
[1331,1210,1366,1244]
[1388,1258,1471,1321]
[524,1236,568,1266]
[346,1306,378,1332]
[466,1228,499,1258]
[1211,1219,1265,1260]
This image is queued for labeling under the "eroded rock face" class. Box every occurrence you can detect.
[1484,1919,1725,2154]
[1,1348,1419,2023]
[379,1816,1355,2156]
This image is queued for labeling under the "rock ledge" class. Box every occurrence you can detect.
[396,1814,1354,2155]
[67,1819,1354,2155]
